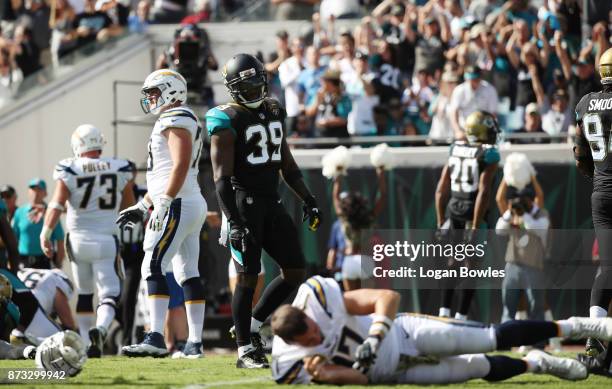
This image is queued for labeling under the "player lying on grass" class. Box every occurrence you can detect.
[271,276,612,385]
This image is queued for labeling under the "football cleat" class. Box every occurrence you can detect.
[577,350,612,377]
[566,317,612,341]
[236,348,269,369]
[87,326,107,358]
[172,341,204,359]
[526,349,588,381]
[585,337,606,357]
[122,332,169,358]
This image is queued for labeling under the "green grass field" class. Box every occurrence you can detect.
[0,353,610,389]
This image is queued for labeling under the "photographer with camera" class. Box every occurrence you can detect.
[495,181,550,324]
[156,24,218,108]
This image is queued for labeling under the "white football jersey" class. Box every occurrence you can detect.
[271,276,403,384]
[146,106,204,202]
[18,268,74,315]
[54,157,133,235]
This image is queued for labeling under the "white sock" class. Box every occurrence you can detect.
[545,309,554,321]
[439,307,451,318]
[515,310,528,320]
[238,344,254,358]
[147,295,169,335]
[555,320,573,338]
[96,304,115,331]
[77,314,94,344]
[590,305,608,319]
[186,301,205,343]
[522,358,538,372]
[455,313,468,321]
[250,317,264,334]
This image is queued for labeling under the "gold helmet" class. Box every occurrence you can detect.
[465,111,499,145]
[600,47,612,85]
[0,273,12,302]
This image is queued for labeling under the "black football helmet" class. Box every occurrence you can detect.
[222,53,267,108]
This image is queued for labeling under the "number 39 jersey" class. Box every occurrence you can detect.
[206,98,286,196]
[271,276,403,384]
[147,106,204,202]
[446,141,499,220]
[54,157,133,235]
[575,91,612,193]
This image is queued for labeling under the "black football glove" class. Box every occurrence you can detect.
[116,199,149,230]
[302,196,322,232]
[229,223,251,253]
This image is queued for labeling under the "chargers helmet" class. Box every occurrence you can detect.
[140,69,187,115]
[465,111,499,145]
[222,54,267,109]
[600,47,612,85]
[36,330,87,377]
[71,124,105,157]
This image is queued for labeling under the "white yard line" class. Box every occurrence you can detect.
[180,376,273,389]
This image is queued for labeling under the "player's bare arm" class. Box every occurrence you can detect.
[119,179,136,211]
[40,179,70,258]
[472,163,497,229]
[303,355,368,385]
[343,288,400,318]
[54,288,77,331]
[372,167,387,218]
[573,124,594,178]
[435,164,451,227]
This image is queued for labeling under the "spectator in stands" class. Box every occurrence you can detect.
[370,39,402,104]
[541,88,571,137]
[306,69,351,139]
[95,0,129,37]
[288,112,314,142]
[319,0,360,20]
[428,70,459,142]
[150,0,188,23]
[512,103,549,144]
[0,185,17,220]
[12,178,64,269]
[0,47,22,104]
[278,37,306,134]
[180,0,211,24]
[271,0,318,21]
[13,24,41,78]
[555,29,600,124]
[449,65,498,139]
[265,29,291,103]
[50,0,77,59]
[297,45,326,111]
[128,0,150,34]
[402,68,433,135]
[329,29,356,85]
[19,0,52,67]
[346,49,378,136]
[413,9,450,78]
[353,16,376,55]
[72,0,114,50]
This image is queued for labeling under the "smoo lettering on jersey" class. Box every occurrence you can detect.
[588,98,612,111]
[451,145,478,158]
[83,161,111,173]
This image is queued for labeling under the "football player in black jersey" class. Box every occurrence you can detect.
[574,47,612,358]
[435,111,500,320]
[206,54,322,369]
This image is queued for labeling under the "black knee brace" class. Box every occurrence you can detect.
[76,294,94,313]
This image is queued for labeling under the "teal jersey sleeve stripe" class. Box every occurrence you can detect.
[483,147,500,165]
[206,107,235,136]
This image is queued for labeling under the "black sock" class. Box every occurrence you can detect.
[442,288,454,309]
[458,289,475,315]
[484,355,528,381]
[232,285,255,347]
[495,320,558,349]
[252,276,296,322]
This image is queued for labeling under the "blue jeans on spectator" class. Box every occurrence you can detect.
[501,262,545,323]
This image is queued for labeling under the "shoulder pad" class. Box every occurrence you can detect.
[158,107,199,132]
[53,158,78,182]
[263,98,286,118]
[482,146,500,165]
[206,105,237,136]
[116,159,136,173]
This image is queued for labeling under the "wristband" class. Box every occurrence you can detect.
[368,315,393,340]
[23,345,36,359]
[41,226,53,240]
[48,201,66,212]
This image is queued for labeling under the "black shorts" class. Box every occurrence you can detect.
[231,191,305,275]
[447,197,475,223]
[592,192,612,229]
